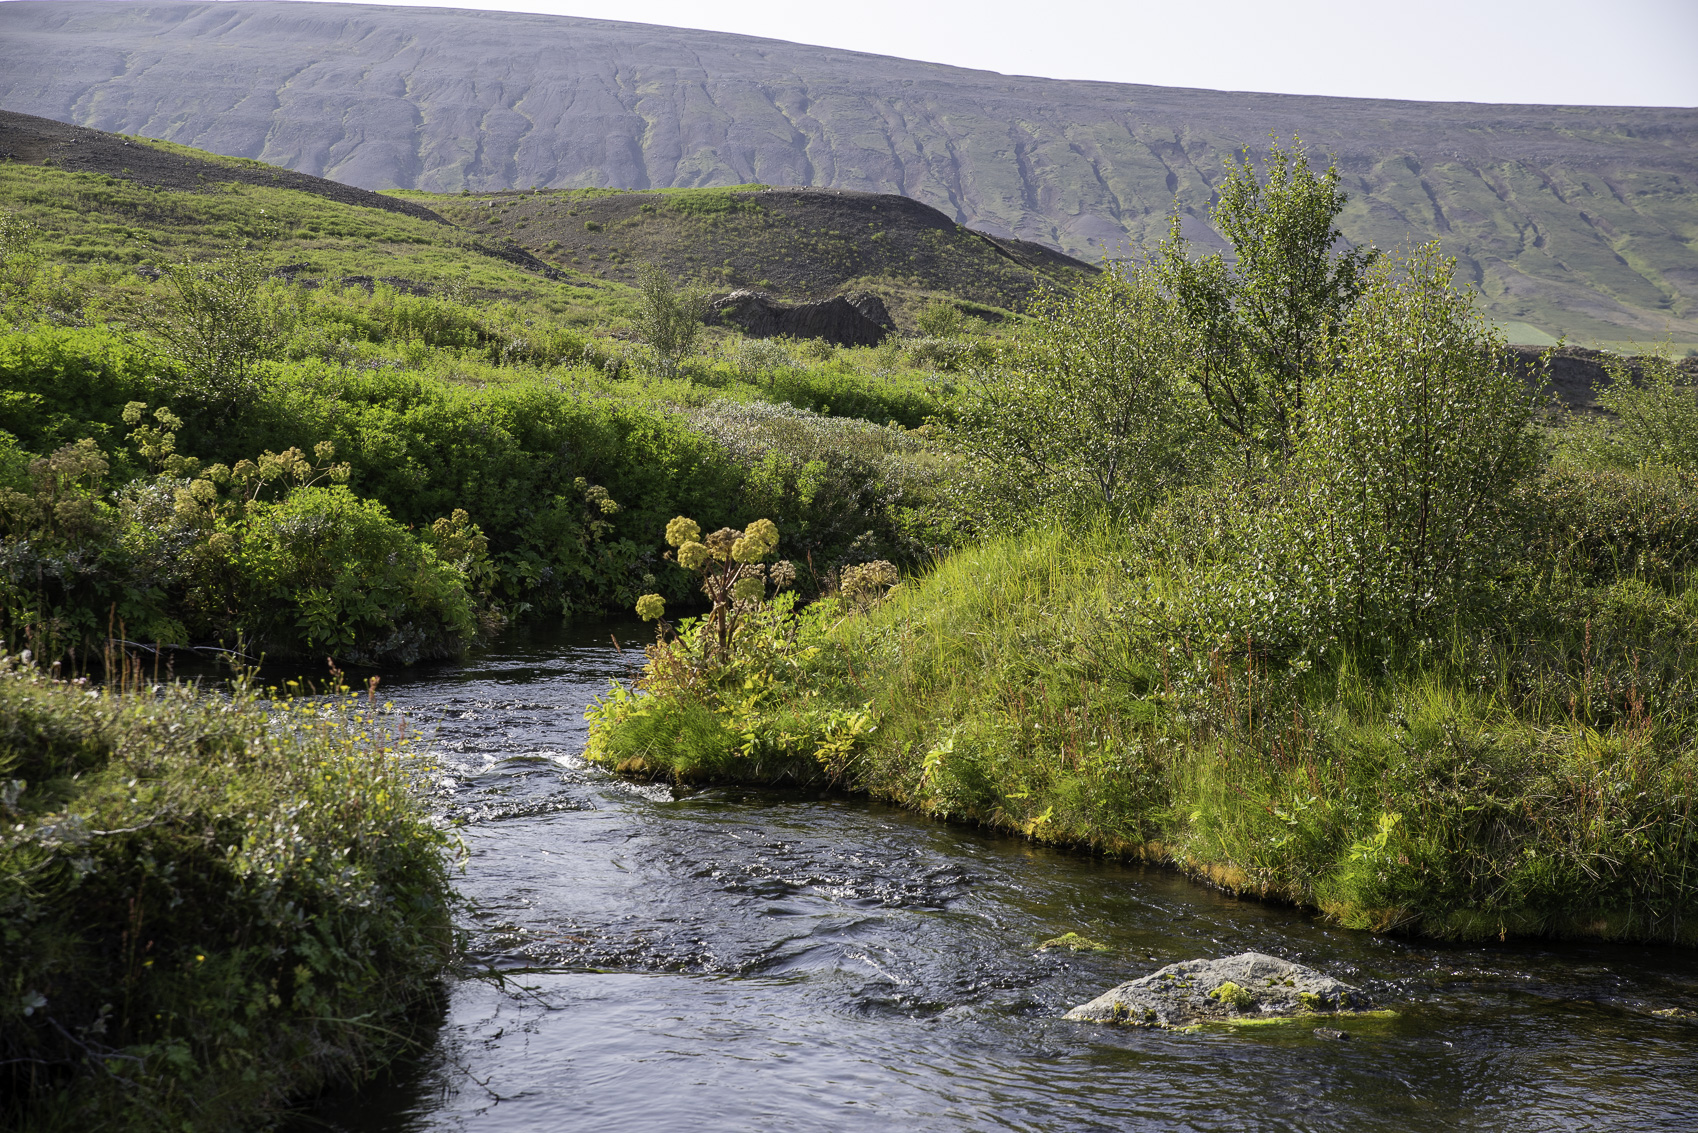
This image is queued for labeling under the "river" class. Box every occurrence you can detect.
[286,622,1698,1132]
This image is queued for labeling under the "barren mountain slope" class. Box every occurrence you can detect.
[1,0,1694,343]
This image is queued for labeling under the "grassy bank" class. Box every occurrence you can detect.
[586,509,1698,943]
[0,657,454,1130]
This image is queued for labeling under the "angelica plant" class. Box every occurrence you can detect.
[637,515,795,665]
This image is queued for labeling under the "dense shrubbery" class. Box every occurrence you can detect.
[0,273,959,661]
[0,659,454,1130]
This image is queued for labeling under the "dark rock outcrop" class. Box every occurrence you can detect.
[842,290,896,334]
[710,290,891,347]
[1065,952,1375,1029]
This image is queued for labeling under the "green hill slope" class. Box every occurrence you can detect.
[1,108,1089,327]
[0,108,619,322]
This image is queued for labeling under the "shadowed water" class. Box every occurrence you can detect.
[287,622,1698,1132]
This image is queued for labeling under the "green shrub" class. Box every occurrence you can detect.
[761,364,940,427]
[150,245,297,410]
[0,327,169,459]
[916,301,966,338]
[633,263,706,377]
[1520,463,1698,587]
[676,399,954,579]
[1132,247,1538,662]
[948,265,1206,519]
[1559,351,1698,470]
[230,487,477,664]
[1157,135,1378,462]
[0,662,454,1130]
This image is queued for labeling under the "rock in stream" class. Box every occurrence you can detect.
[1065,952,1373,1029]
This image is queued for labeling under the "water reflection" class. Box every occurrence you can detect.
[286,621,1698,1132]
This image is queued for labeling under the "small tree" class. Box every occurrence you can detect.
[1266,245,1538,645]
[634,263,707,376]
[1159,137,1378,464]
[0,209,41,304]
[917,301,966,338]
[152,243,295,407]
[1560,350,1698,471]
[951,266,1200,518]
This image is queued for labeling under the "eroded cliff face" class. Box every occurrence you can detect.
[1,0,1694,341]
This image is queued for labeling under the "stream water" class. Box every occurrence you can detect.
[287,622,1698,1132]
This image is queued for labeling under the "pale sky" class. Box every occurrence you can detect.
[286,0,1698,107]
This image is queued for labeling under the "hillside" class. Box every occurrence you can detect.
[1,1,1694,347]
[0,108,1086,332]
[413,184,1094,316]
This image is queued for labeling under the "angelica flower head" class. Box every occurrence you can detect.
[732,517,780,563]
[704,527,741,561]
[665,516,701,547]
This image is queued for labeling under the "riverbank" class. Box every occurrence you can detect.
[0,657,455,1131]
[586,508,1698,944]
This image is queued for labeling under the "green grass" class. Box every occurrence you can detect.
[0,163,631,324]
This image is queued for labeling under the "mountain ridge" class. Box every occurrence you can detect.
[1,0,1695,343]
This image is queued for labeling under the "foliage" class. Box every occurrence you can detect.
[590,514,902,782]
[0,659,455,1130]
[0,209,42,309]
[150,244,296,408]
[230,487,479,664]
[1158,136,1378,463]
[916,301,967,337]
[638,514,793,664]
[585,139,1698,947]
[948,266,1205,519]
[0,404,483,664]
[1518,463,1698,588]
[591,518,1698,943]
[674,399,957,580]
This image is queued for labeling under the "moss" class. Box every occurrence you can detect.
[1210,981,1256,1012]
[1036,932,1111,952]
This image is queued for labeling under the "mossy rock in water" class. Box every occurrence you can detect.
[1037,932,1111,953]
[1065,952,1375,1030]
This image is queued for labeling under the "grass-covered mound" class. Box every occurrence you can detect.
[414,183,1094,321]
[0,657,454,1130]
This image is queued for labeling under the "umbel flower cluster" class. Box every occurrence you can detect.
[636,516,795,661]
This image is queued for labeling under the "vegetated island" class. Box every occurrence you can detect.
[1,111,1694,1129]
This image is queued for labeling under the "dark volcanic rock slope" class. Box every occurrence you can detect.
[431,185,1094,310]
[1,1,1695,342]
